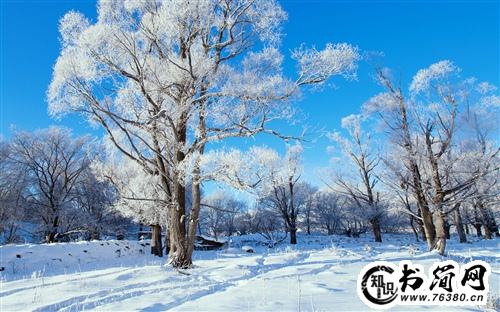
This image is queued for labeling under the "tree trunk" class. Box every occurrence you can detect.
[478,204,494,239]
[371,218,382,242]
[433,210,446,256]
[417,211,426,242]
[290,228,297,244]
[186,178,202,262]
[151,224,163,257]
[465,223,470,235]
[164,224,170,255]
[167,121,192,268]
[168,179,190,268]
[453,207,467,243]
[473,207,482,237]
[444,218,451,240]
[421,207,436,250]
[410,216,419,242]
[492,218,500,237]
[327,225,334,235]
[46,216,59,243]
[483,222,492,239]
[474,223,482,237]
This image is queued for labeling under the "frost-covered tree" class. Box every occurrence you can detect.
[252,204,286,247]
[458,101,500,239]
[328,114,384,242]
[74,169,121,240]
[9,127,91,243]
[299,183,318,235]
[310,191,344,235]
[48,0,360,268]
[0,141,27,244]
[204,144,307,244]
[94,146,168,256]
[200,191,246,239]
[364,61,499,254]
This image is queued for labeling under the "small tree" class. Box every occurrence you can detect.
[9,127,91,243]
[310,191,344,235]
[328,114,384,242]
[0,141,27,244]
[203,145,308,244]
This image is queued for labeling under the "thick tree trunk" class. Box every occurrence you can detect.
[417,211,426,242]
[483,222,492,239]
[473,207,482,237]
[433,210,446,256]
[186,178,202,262]
[444,218,451,240]
[492,218,500,237]
[46,216,59,243]
[371,218,382,242]
[151,224,163,257]
[453,207,467,243]
[168,178,190,268]
[164,224,170,255]
[478,204,494,239]
[167,121,192,268]
[290,228,297,244]
[327,225,334,235]
[474,223,482,237]
[419,223,426,241]
[421,207,436,250]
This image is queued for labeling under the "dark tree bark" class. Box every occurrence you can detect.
[46,216,60,243]
[453,206,467,243]
[474,223,482,237]
[477,203,496,239]
[290,228,297,244]
[151,224,163,257]
[444,218,451,240]
[371,218,382,243]
[410,216,419,242]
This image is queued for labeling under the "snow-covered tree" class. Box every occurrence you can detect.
[0,141,27,243]
[93,144,168,256]
[9,127,91,243]
[458,99,500,239]
[203,144,307,244]
[200,191,246,239]
[363,61,499,254]
[74,169,121,240]
[48,0,360,268]
[328,114,384,242]
[310,190,344,235]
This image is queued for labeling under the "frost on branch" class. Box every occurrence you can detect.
[59,11,89,48]
[362,92,400,116]
[47,0,362,267]
[293,43,360,86]
[476,81,497,94]
[92,141,167,226]
[409,60,459,94]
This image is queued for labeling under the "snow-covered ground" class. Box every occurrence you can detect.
[0,234,498,311]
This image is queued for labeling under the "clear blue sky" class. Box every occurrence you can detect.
[1,0,499,186]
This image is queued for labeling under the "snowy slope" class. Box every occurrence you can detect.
[0,234,498,311]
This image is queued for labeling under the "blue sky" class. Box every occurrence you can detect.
[1,0,499,186]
